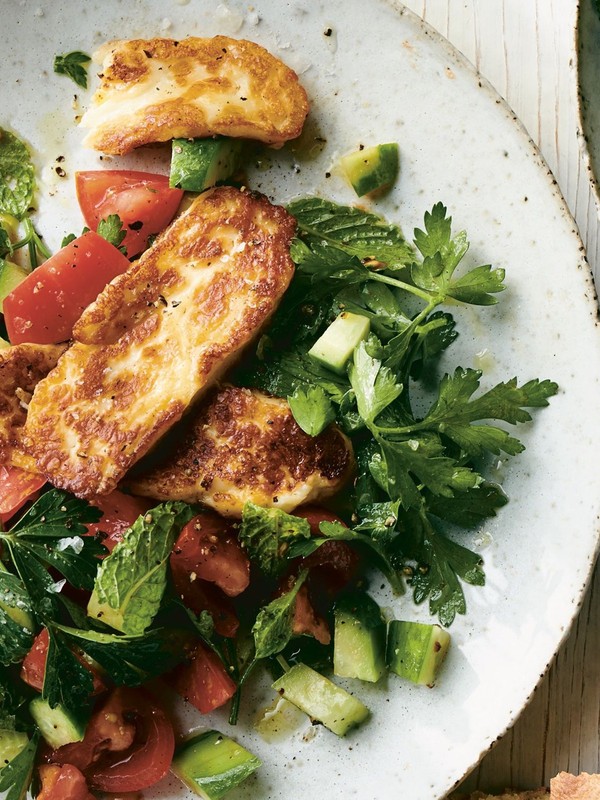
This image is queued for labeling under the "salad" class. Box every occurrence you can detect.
[0,33,557,800]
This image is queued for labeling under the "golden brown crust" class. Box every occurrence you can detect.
[81,36,309,154]
[0,344,67,472]
[126,385,354,518]
[24,188,296,498]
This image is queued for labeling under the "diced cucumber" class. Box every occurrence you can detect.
[0,259,28,313]
[170,137,243,192]
[340,143,399,196]
[308,312,370,375]
[272,663,369,736]
[386,620,451,686]
[0,567,35,664]
[0,729,29,767]
[333,592,386,683]
[171,730,261,799]
[29,697,88,749]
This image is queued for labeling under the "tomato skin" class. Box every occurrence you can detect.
[171,512,250,598]
[4,231,131,345]
[51,687,175,793]
[171,642,237,714]
[0,465,45,523]
[76,171,183,257]
[38,763,95,800]
[294,506,359,592]
[86,491,153,552]
[20,628,106,696]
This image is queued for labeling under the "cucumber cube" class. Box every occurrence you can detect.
[334,592,386,683]
[386,620,451,686]
[308,312,370,375]
[171,730,261,799]
[170,137,243,192]
[29,697,88,749]
[272,663,369,736]
[0,259,28,313]
[0,729,29,766]
[340,143,399,196]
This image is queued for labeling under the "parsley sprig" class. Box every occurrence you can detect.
[240,199,557,625]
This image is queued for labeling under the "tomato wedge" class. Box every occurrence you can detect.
[171,642,237,714]
[294,506,359,592]
[3,231,131,345]
[171,511,250,598]
[51,687,175,793]
[76,171,183,258]
[21,628,106,696]
[0,464,45,523]
[38,764,95,800]
[86,491,153,553]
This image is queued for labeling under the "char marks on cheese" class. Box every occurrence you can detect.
[0,344,67,473]
[127,386,354,518]
[81,36,309,155]
[24,187,296,498]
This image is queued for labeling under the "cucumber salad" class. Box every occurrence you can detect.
[0,36,557,800]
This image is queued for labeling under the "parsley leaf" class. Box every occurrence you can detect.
[97,214,127,251]
[53,51,91,89]
[0,570,34,665]
[43,627,93,714]
[89,502,193,635]
[238,503,311,577]
[0,733,37,800]
[288,384,336,435]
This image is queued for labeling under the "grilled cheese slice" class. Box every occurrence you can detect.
[127,385,354,518]
[81,36,309,154]
[0,344,66,472]
[24,187,296,498]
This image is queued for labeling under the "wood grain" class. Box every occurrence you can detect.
[401,0,600,794]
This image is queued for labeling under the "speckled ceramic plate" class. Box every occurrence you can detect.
[577,0,600,210]
[3,1,600,799]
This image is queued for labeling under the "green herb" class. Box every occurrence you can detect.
[252,569,308,660]
[0,733,37,800]
[287,384,336,436]
[97,214,127,252]
[53,51,91,89]
[0,570,35,665]
[0,129,51,267]
[0,490,104,621]
[242,200,558,624]
[43,627,93,714]
[89,502,193,635]
[238,503,311,577]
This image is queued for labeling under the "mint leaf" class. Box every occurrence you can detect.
[53,51,91,89]
[288,384,335,436]
[288,197,414,267]
[97,214,126,250]
[0,571,34,665]
[0,733,36,800]
[239,503,311,577]
[252,570,308,659]
[90,502,193,635]
[0,128,35,220]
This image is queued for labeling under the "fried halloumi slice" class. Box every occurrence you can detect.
[24,187,296,498]
[126,386,354,518]
[80,36,309,155]
[0,343,67,472]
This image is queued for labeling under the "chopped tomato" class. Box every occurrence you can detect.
[38,764,95,800]
[0,465,45,523]
[51,687,175,793]
[171,641,237,714]
[292,583,331,645]
[171,512,250,598]
[76,171,183,258]
[175,577,241,639]
[294,506,359,592]
[86,491,153,552]
[21,628,106,696]
[3,231,131,345]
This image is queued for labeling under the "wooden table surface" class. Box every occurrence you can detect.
[399,0,600,794]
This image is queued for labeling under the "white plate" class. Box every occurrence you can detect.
[3,2,600,799]
[578,0,600,211]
